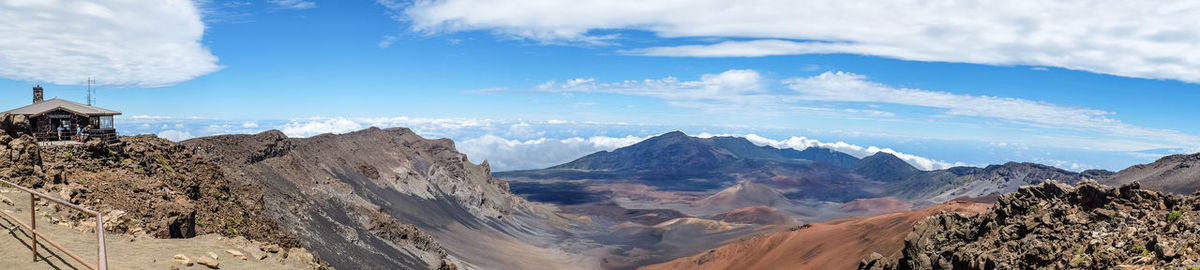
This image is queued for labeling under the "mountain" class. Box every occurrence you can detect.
[883,162,1112,205]
[551,131,860,172]
[862,180,1200,269]
[853,152,920,182]
[501,131,866,193]
[788,146,861,168]
[185,128,581,270]
[643,201,989,270]
[694,182,794,213]
[502,131,1111,207]
[1101,153,1200,194]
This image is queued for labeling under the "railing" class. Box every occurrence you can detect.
[0,178,108,270]
[33,131,119,144]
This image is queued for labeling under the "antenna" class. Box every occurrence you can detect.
[87,77,96,105]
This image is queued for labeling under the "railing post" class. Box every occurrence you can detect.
[30,195,37,262]
[96,214,107,270]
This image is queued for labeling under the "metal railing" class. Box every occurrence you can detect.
[0,178,108,270]
[33,131,119,144]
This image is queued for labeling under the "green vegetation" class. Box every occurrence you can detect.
[1169,210,1183,222]
[1105,203,1114,210]
[155,155,172,171]
[1029,204,1039,212]
[1010,233,1020,240]
[1071,256,1086,267]
[155,155,186,180]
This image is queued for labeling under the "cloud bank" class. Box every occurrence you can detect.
[402,0,1200,83]
[457,135,646,171]
[122,115,961,171]
[0,0,220,87]
[541,69,1200,152]
[738,134,963,170]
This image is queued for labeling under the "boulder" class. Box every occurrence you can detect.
[172,254,193,266]
[225,249,247,260]
[196,256,220,269]
[261,244,282,253]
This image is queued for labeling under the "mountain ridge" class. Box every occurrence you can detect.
[185,127,580,270]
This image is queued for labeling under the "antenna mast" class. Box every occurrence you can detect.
[87,77,96,105]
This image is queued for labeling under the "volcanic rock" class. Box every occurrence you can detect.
[862,180,1200,269]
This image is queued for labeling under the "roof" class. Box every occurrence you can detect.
[2,98,121,117]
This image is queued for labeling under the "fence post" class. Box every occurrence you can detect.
[31,195,37,262]
[96,214,107,270]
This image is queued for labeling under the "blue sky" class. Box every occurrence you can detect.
[2,0,1199,172]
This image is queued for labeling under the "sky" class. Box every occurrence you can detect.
[2,0,1200,172]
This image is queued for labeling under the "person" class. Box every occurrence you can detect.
[82,125,91,142]
[75,124,82,142]
[56,125,63,141]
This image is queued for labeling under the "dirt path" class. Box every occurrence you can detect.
[0,190,316,270]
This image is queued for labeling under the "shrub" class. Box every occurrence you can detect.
[1169,210,1183,222]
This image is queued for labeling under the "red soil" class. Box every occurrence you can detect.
[838,196,913,215]
[639,201,991,270]
[715,206,789,225]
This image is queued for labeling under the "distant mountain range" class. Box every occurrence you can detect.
[500,131,1116,205]
[502,131,861,191]
[550,131,860,173]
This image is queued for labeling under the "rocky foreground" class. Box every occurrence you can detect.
[862,180,1200,269]
[1,113,320,267]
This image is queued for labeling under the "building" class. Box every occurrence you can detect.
[2,85,121,142]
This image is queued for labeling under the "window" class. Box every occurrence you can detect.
[99,116,113,129]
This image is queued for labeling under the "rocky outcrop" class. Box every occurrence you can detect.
[862,180,1200,269]
[184,128,575,270]
[0,113,293,246]
[0,113,43,185]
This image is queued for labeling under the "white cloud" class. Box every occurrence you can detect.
[277,116,495,138]
[622,39,837,57]
[785,71,1200,150]
[280,117,364,137]
[538,69,1200,152]
[377,35,397,48]
[457,134,646,171]
[157,130,195,142]
[241,121,259,128]
[268,0,316,10]
[538,69,782,111]
[0,0,220,87]
[401,0,1200,83]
